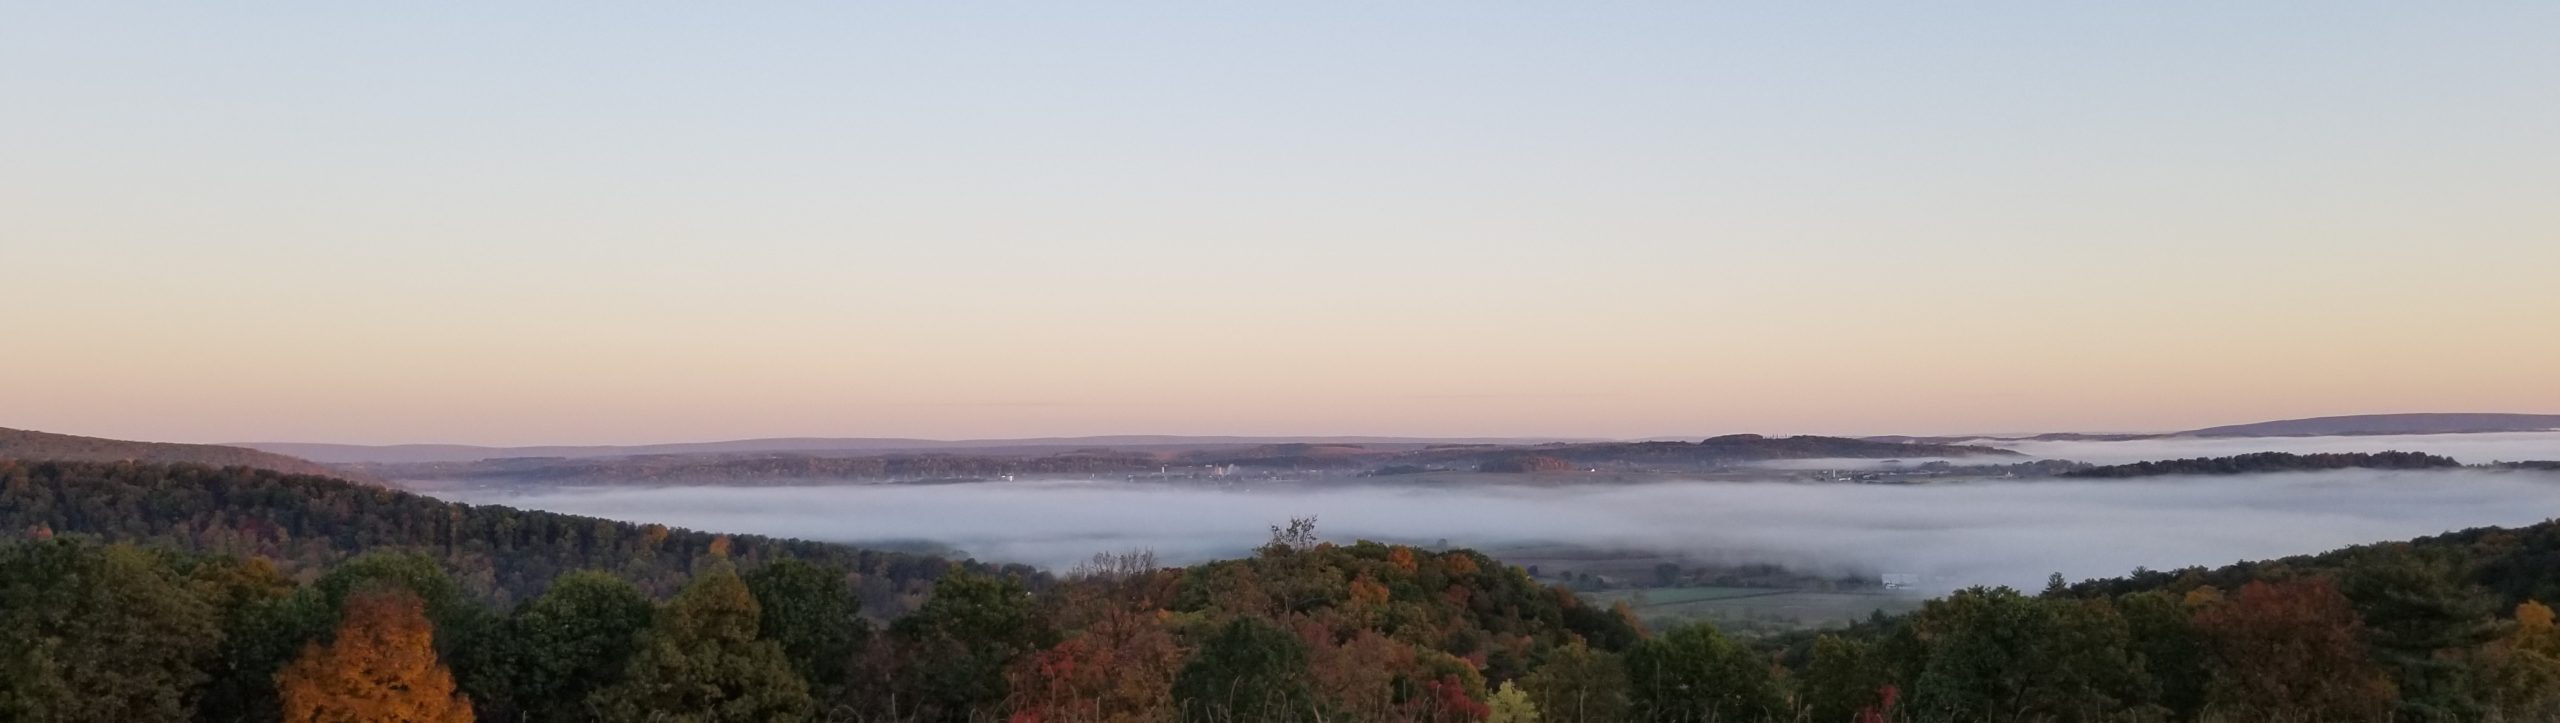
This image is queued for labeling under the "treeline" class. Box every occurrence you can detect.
[1,518,1647,722]
[50,506,2560,723]
[0,460,1028,614]
[1764,513,2560,723]
[0,426,348,479]
[352,435,2031,484]
[356,450,1173,484]
[2060,451,2465,478]
[1441,435,2020,473]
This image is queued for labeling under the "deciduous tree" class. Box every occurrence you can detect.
[275,586,474,723]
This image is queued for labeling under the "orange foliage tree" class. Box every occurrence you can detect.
[276,586,474,723]
[2190,578,2395,723]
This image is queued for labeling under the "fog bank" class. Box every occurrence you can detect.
[434,469,2560,591]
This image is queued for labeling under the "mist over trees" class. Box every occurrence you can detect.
[15,459,2560,720]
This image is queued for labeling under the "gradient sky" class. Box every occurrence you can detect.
[5,2,2556,445]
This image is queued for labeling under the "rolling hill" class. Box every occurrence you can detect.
[0,426,349,479]
[2180,413,2560,437]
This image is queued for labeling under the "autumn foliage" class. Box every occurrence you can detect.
[275,586,474,723]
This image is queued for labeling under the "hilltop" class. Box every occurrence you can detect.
[0,426,348,479]
[2182,413,2560,437]
[1874,412,2560,444]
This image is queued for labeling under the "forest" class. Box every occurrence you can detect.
[10,460,2560,722]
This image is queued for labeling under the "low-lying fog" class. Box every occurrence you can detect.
[434,469,2560,591]
[1986,431,2560,465]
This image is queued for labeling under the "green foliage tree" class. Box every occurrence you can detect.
[2116,590,2209,719]
[186,555,301,723]
[1801,634,1889,723]
[1623,623,1783,723]
[589,559,814,722]
[1892,587,2151,723]
[1172,616,1317,723]
[743,558,868,706]
[0,541,222,723]
[1519,641,1628,723]
[488,571,653,722]
[886,569,1054,722]
[2341,546,2501,721]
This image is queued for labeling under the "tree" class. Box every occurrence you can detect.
[1801,635,1888,723]
[1006,615,1182,723]
[1623,623,1782,723]
[743,558,869,705]
[2191,579,2395,723]
[0,541,222,723]
[1891,587,2150,723]
[489,571,653,722]
[886,570,1054,722]
[589,560,813,722]
[2483,600,2560,719]
[1487,681,1541,723]
[275,586,474,723]
[2116,590,2208,719]
[1173,617,1316,723]
[188,554,302,723]
[2340,547,2500,721]
[1519,641,1628,723]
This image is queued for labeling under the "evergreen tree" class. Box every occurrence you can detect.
[2342,547,2501,722]
[1172,616,1317,723]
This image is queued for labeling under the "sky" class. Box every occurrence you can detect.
[5,2,2556,445]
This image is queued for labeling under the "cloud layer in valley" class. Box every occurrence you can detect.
[437,468,2560,591]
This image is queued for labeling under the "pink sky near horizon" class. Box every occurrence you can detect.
[4,3,2556,446]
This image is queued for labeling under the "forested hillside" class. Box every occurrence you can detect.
[0,460,1016,613]
[1769,515,2560,723]
[2,510,1641,722]
[17,459,2560,721]
[0,427,348,479]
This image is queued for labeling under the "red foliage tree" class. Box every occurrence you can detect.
[2190,579,2396,722]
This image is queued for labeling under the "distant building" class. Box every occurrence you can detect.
[1882,573,1920,589]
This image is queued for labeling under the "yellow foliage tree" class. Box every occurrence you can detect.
[276,587,474,723]
[2488,600,2560,719]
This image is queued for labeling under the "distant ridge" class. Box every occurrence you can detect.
[2180,413,2560,438]
[1873,412,2560,444]
[0,426,352,480]
[240,435,1590,465]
